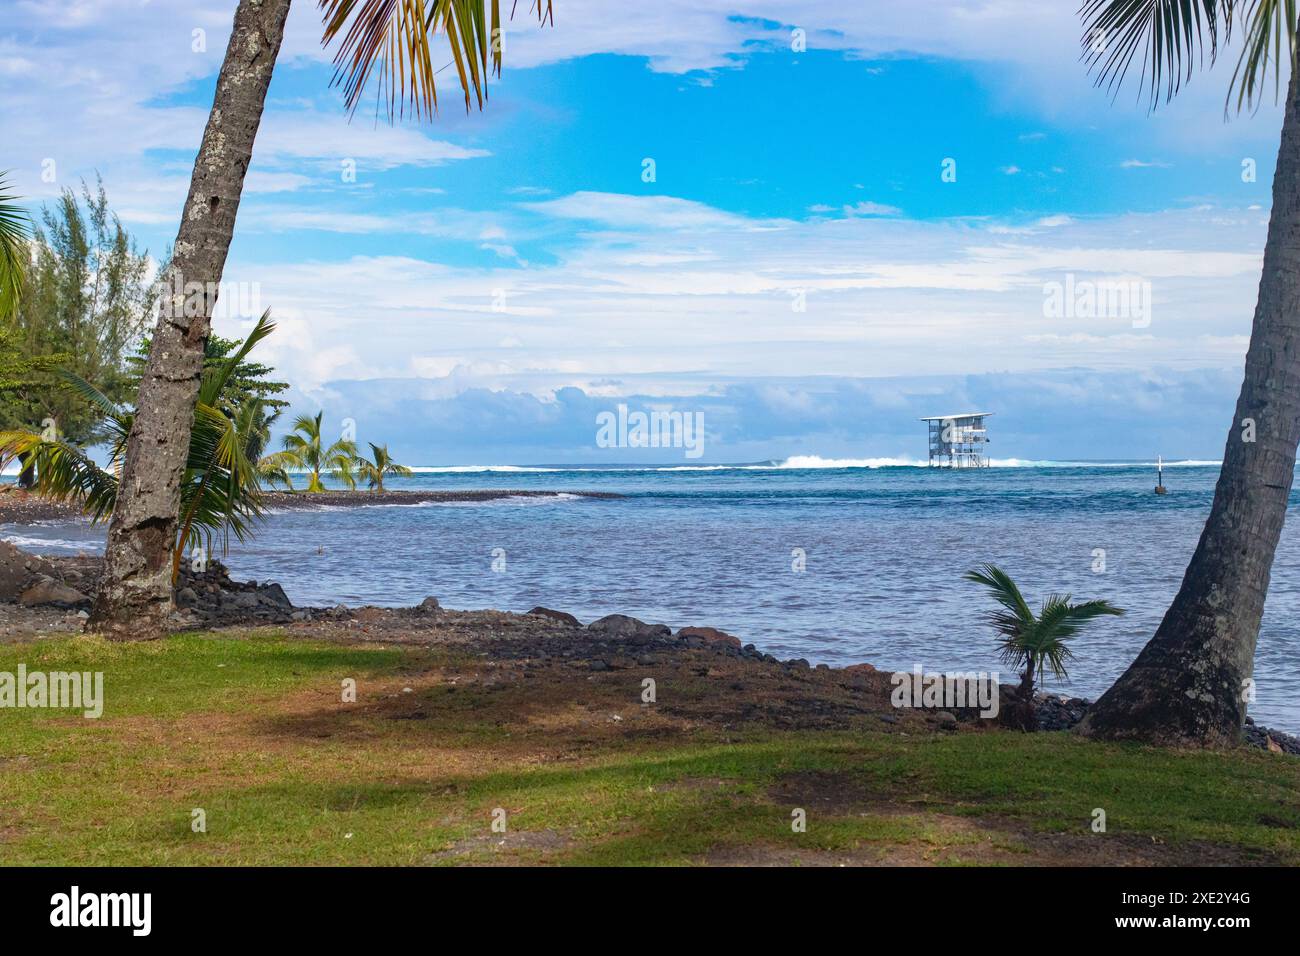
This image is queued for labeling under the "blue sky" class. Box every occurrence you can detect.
[2,0,1288,463]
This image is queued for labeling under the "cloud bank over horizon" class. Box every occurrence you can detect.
[290,366,1244,465]
[3,0,1280,464]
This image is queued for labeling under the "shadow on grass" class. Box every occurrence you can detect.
[132,733,1300,866]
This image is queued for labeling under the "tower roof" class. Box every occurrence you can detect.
[918,412,994,422]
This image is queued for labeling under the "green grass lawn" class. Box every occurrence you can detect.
[2,631,1298,866]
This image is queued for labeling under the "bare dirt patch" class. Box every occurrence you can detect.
[425,828,576,865]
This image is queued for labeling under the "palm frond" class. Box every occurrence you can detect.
[0,430,118,523]
[0,172,30,320]
[1034,595,1126,642]
[318,0,553,119]
[1081,0,1299,113]
[171,400,267,578]
[326,438,359,489]
[287,411,324,444]
[37,368,133,467]
[257,448,299,492]
[1228,0,1299,111]
[970,564,1125,689]
[965,563,1036,631]
[4,317,280,576]
[1080,1,1229,108]
[57,368,124,419]
[356,442,412,490]
[200,309,276,408]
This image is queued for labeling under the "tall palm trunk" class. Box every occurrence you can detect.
[1078,71,1300,747]
[88,0,292,637]
[17,450,34,489]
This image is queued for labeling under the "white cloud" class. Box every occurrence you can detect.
[222,194,1266,395]
[244,171,317,194]
[843,200,903,217]
[523,191,789,231]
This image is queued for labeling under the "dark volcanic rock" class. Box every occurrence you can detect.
[0,540,60,602]
[18,575,90,608]
[174,560,297,625]
[259,582,291,607]
[1244,723,1300,755]
[528,606,581,627]
[676,626,741,649]
[934,710,958,730]
[1032,693,1090,732]
[587,614,671,643]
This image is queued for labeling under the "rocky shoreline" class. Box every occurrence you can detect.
[0,487,623,526]
[0,488,85,524]
[0,522,1296,755]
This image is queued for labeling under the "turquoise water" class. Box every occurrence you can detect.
[6,460,1299,733]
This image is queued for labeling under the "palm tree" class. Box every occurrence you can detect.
[0,312,277,591]
[1074,2,1300,746]
[257,450,298,492]
[966,564,1124,730]
[357,442,413,492]
[0,173,29,321]
[91,0,554,637]
[271,411,358,492]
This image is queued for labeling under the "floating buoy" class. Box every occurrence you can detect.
[1154,455,1167,495]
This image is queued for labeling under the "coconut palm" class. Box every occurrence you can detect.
[0,173,29,321]
[257,451,298,492]
[0,312,278,586]
[357,442,412,492]
[1074,2,1300,746]
[966,564,1124,730]
[272,411,358,492]
[92,0,554,636]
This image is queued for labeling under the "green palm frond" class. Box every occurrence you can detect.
[964,563,1036,633]
[0,173,30,321]
[4,315,279,581]
[327,439,359,489]
[173,400,266,577]
[1080,1,1228,107]
[1081,0,1300,113]
[257,449,300,491]
[968,564,1124,690]
[52,369,132,458]
[358,441,412,490]
[57,368,124,419]
[1229,0,1299,111]
[318,0,553,119]
[200,310,276,409]
[277,411,362,491]
[239,400,279,466]
[0,430,118,522]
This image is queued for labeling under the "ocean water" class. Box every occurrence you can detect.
[5,459,1299,733]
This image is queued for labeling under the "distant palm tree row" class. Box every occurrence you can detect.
[0,313,412,581]
[259,411,411,493]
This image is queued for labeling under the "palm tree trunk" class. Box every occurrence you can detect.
[87,0,292,638]
[1078,70,1300,747]
[17,450,34,489]
[1018,659,1035,700]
